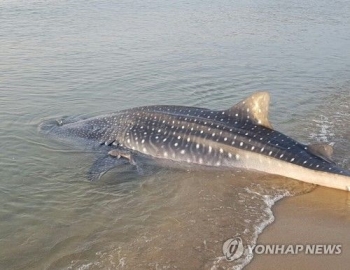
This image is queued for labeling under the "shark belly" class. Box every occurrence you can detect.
[222,148,350,191]
[121,130,350,191]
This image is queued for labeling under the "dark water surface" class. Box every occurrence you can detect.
[1,0,350,269]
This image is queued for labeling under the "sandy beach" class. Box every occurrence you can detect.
[246,187,350,270]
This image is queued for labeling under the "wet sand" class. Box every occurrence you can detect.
[246,187,350,270]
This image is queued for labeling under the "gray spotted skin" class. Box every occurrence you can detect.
[40,92,350,190]
[98,105,348,176]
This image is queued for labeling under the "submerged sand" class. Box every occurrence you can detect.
[246,187,350,270]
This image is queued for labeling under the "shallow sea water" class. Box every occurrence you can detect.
[1,0,350,269]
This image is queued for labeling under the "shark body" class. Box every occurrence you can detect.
[40,92,350,191]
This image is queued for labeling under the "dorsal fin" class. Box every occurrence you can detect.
[226,92,273,129]
[308,143,334,163]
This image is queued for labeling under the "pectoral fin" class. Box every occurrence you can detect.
[88,155,129,181]
[108,149,143,174]
[108,149,137,165]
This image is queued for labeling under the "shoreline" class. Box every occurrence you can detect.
[245,186,350,270]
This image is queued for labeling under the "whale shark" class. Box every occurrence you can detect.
[39,92,350,191]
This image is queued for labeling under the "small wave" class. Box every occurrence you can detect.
[309,115,335,143]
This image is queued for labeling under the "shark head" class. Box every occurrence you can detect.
[39,114,121,147]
